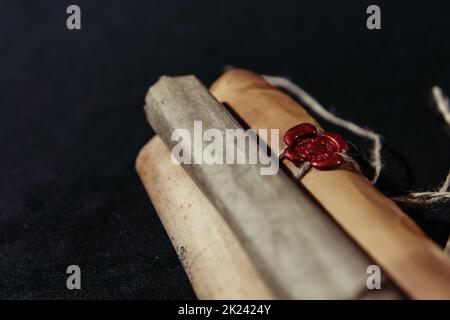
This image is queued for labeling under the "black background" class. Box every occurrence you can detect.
[0,0,449,299]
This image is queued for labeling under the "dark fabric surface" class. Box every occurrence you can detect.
[0,0,449,299]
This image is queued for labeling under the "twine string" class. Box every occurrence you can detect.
[265,75,450,206]
[392,87,450,205]
[292,161,312,180]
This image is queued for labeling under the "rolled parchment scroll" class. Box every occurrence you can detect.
[136,136,275,299]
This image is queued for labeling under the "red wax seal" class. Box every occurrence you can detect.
[283,123,348,170]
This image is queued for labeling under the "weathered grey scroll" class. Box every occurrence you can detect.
[144,75,397,299]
